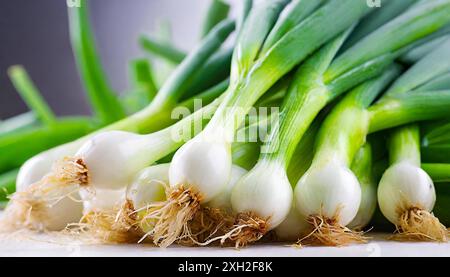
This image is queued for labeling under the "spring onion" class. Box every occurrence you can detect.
[378,125,447,241]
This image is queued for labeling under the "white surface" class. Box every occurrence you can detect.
[1,232,449,257]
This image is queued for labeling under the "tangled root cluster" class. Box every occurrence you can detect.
[1,158,87,232]
[297,212,367,247]
[391,208,448,242]
[195,212,269,248]
[68,200,144,244]
[139,186,203,248]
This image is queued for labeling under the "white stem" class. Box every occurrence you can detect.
[169,129,232,202]
[294,160,361,226]
[76,130,175,190]
[377,161,436,225]
[231,160,293,229]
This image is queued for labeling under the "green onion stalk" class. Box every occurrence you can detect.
[143,0,374,248]
[376,38,450,242]
[218,0,450,247]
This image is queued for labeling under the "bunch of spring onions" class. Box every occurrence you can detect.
[2,0,450,249]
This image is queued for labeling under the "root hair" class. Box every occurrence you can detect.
[391,207,448,242]
[296,209,368,247]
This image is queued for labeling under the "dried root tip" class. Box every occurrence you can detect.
[0,192,48,232]
[1,182,81,233]
[178,207,235,247]
[67,200,144,244]
[201,212,269,248]
[391,208,448,242]
[297,214,368,247]
[52,157,89,187]
[0,156,87,232]
[142,186,202,248]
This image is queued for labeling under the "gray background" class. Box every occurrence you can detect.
[0,0,239,119]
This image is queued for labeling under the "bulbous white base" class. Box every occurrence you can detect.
[295,162,361,226]
[378,162,435,225]
[169,137,232,202]
[231,161,293,229]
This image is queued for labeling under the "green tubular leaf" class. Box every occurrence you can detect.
[343,0,418,50]
[232,0,289,78]
[0,112,37,135]
[326,0,450,82]
[8,66,56,126]
[201,0,231,38]
[261,0,326,54]
[182,47,233,100]
[0,117,96,172]
[386,37,450,96]
[400,35,450,64]
[68,0,126,124]
[149,19,235,111]
[0,169,18,202]
[422,163,450,182]
[369,90,450,133]
[139,36,187,64]
[388,124,421,166]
